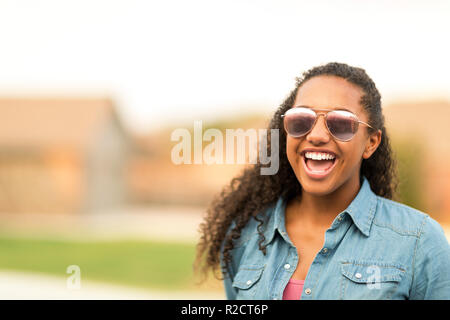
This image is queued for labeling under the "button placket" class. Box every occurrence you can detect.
[300,225,336,299]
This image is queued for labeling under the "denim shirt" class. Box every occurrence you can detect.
[220,176,450,300]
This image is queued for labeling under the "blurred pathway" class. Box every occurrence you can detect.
[0,270,225,300]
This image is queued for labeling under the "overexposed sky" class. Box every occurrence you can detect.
[0,0,449,133]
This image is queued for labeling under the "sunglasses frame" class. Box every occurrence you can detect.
[281,106,375,142]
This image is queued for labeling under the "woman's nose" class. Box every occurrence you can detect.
[306,114,331,144]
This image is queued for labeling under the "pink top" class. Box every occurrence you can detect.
[282,279,305,300]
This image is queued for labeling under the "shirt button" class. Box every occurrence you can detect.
[355,273,362,279]
[284,263,291,270]
[246,280,252,285]
[337,215,343,221]
[322,248,328,254]
[305,288,312,295]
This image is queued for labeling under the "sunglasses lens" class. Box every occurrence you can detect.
[327,110,359,141]
[284,108,316,137]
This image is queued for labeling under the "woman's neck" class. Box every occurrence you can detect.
[288,175,362,229]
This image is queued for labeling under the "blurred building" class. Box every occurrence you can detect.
[0,98,132,214]
[127,131,235,206]
[126,115,266,206]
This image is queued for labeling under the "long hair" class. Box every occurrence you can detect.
[194,62,398,280]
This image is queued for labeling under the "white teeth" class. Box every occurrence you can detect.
[305,152,335,160]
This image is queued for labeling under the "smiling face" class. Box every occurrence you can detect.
[286,75,381,196]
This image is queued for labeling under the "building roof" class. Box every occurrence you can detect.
[0,97,129,151]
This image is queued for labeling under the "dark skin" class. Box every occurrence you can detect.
[285,75,382,280]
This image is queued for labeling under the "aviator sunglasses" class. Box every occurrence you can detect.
[281,106,375,142]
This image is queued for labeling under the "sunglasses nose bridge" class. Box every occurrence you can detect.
[312,112,328,129]
[307,112,330,138]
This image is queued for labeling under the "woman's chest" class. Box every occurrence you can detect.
[289,239,323,280]
[285,225,327,280]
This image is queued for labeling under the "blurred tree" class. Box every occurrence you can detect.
[391,134,426,212]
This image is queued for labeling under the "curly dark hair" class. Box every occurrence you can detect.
[194,62,399,281]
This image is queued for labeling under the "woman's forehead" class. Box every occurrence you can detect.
[294,76,365,114]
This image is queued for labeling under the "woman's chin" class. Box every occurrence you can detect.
[301,184,334,197]
[297,170,338,197]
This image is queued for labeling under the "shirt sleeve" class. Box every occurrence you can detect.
[410,216,450,299]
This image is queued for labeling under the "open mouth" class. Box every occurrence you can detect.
[301,152,338,179]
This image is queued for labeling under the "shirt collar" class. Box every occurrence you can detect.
[262,176,378,245]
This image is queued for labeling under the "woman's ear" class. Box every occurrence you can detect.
[362,129,382,159]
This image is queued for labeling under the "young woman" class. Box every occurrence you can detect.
[194,62,450,300]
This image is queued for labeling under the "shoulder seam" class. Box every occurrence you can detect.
[371,220,422,237]
[373,196,429,236]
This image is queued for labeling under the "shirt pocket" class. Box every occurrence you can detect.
[340,260,406,300]
[232,264,265,299]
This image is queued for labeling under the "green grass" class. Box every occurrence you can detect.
[0,236,203,291]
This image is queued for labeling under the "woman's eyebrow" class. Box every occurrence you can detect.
[293,105,353,112]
